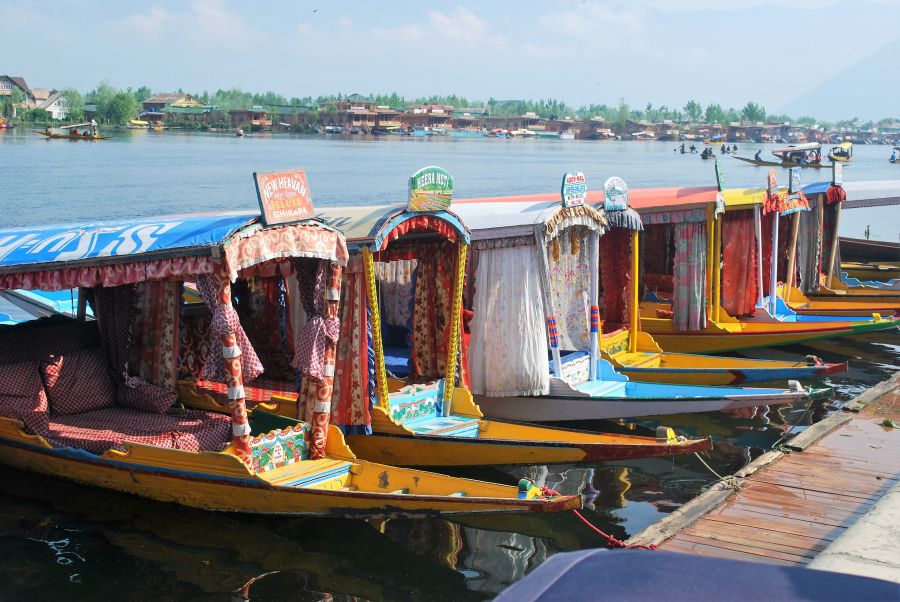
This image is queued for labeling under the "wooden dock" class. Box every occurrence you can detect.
[627,373,900,567]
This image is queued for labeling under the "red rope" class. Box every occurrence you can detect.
[572,509,657,550]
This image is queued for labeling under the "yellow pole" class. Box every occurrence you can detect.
[713,213,723,322]
[826,202,842,289]
[442,243,468,416]
[705,205,715,323]
[629,230,640,353]
[362,247,389,410]
[784,211,801,302]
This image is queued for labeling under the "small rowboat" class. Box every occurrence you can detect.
[35,121,110,140]
[732,155,830,169]
[827,142,853,162]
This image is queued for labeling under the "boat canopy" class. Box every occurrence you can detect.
[771,142,821,154]
[0,211,348,291]
[315,204,470,250]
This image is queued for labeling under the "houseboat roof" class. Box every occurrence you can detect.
[315,205,470,250]
[0,211,348,288]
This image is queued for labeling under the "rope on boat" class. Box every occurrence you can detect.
[572,509,656,550]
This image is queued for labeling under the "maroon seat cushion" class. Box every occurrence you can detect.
[42,349,116,415]
[117,377,177,414]
[47,406,232,455]
[0,361,50,434]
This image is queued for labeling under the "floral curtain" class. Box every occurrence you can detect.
[673,221,708,331]
[599,228,632,327]
[721,210,758,317]
[375,259,416,328]
[92,284,136,377]
[469,244,549,397]
[234,277,294,381]
[129,281,181,389]
[409,244,454,379]
[546,226,592,351]
[330,256,372,434]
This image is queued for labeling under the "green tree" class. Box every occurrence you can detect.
[133,86,152,103]
[60,88,84,122]
[3,88,26,117]
[107,92,138,124]
[740,101,766,123]
[683,100,702,121]
[704,103,725,124]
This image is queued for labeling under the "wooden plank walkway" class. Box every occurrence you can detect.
[628,373,900,566]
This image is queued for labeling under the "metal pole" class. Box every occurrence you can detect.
[769,211,780,315]
[588,231,600,381]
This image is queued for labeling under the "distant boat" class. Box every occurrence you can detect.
[371,125,402,136]
[34,121,109,140]
[828,142,853,162]
[631,131,655,140]
[128,119,149,129]
[234,128,244,137]
[890,146,900,164]
[0,117,16,129]
[559,131,575,140]
[323,124,343,134]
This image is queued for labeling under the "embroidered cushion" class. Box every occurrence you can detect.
[117,377,177,414]
[0,361,50,434]
[42,350,116,415]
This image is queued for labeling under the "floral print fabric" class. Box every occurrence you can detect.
[673,221,708,331]
[546,226,592,351]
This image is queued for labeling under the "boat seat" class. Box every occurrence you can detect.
[614,352,661,368]
[191,377,298,407]
[550,351,591,385]
[574,380,629,398]
[263,457,354,489]
[387,380,480,438]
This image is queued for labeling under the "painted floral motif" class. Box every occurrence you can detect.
[547,226,592,351]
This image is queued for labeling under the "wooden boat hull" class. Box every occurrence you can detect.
[615,351,847,386]
[842,262,900,281]
[34,130,110,140]
[346,420,711,467]
[0,420,577,517]
[640,314,899,354]
[732,155,827,169]
[473,387,824,422]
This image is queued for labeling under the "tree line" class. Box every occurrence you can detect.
[5,81,895,130]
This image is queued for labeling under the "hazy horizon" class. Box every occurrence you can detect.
[4,0,899,120]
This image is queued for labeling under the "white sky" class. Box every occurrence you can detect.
[3,0,898,116]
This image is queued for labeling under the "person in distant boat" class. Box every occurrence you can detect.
[734,144,739,151]
[721,144,726,153]
[680,143,686,153]
[891,149,898,163]
[755,150,763,161]
[689,144,697,153]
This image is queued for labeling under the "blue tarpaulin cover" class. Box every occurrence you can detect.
[495,549,899,602]
[0,211,258,270]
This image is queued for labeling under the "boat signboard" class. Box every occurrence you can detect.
[767,169,778,196]
[832,161,843,186]
[408,166,454,212]
[789,167,801,194]
[604,176,628,211]
[782,167,809,215]
[561,171,587,207]
[253,169,314,226]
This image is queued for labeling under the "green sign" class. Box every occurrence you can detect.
[408,166,454,212]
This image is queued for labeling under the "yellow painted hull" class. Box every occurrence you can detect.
[786,286,900,316]
[841,262,900,281]
[0,419,577,517]
[639,309,898,354]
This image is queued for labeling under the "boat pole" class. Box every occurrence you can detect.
[705,205,715,323]
[442,242,468,417]
[713,213,723,323]
[826,202,842,289]
[754,205,764,306]
[784,212,801,302]
[769,210,780,315]
[534,226,563,377]
[589,230,600,380]
[629,229,640,353]
[362,247,390,410]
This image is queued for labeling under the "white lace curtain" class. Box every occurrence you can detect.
[469,244,550,397]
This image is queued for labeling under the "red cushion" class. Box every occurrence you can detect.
[42,350,116,415]
[0,361,49,434]
[118,377,177,414]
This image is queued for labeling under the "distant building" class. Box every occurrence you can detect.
[141,92,208,124]
[0,75,36,114]
[229,106,272,131]
[37,91,69,120]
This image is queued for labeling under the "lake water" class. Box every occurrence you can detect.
[0,130,898,601]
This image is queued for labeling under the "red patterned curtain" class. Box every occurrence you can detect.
[93,285,136,377]
[673,221,708,331]
[409,243,454,379]
[330,256,372,434]
[129,281,181,390]
[721,210,758,317]
[235,277,294,381]
[600,228,632,327]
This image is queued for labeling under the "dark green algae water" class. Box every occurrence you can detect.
[0,130,897,601]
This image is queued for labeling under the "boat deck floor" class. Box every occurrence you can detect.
[653,378,900,566]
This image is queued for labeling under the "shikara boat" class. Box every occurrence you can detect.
[239,167,710,465]
[0,209,576,516]
[828,142,853,162]
[733,143,828,168]
[449,176,827,421]
[34,121,110,140]
[841,261,900,282]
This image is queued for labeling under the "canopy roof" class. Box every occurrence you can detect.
[772,142,821,154]
[725,180,900,210]
[0,211,348,291]
[315,205,470,250]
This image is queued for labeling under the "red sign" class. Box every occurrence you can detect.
[253,169,314,226]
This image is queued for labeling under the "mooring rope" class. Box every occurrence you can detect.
[572,509,657,550]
